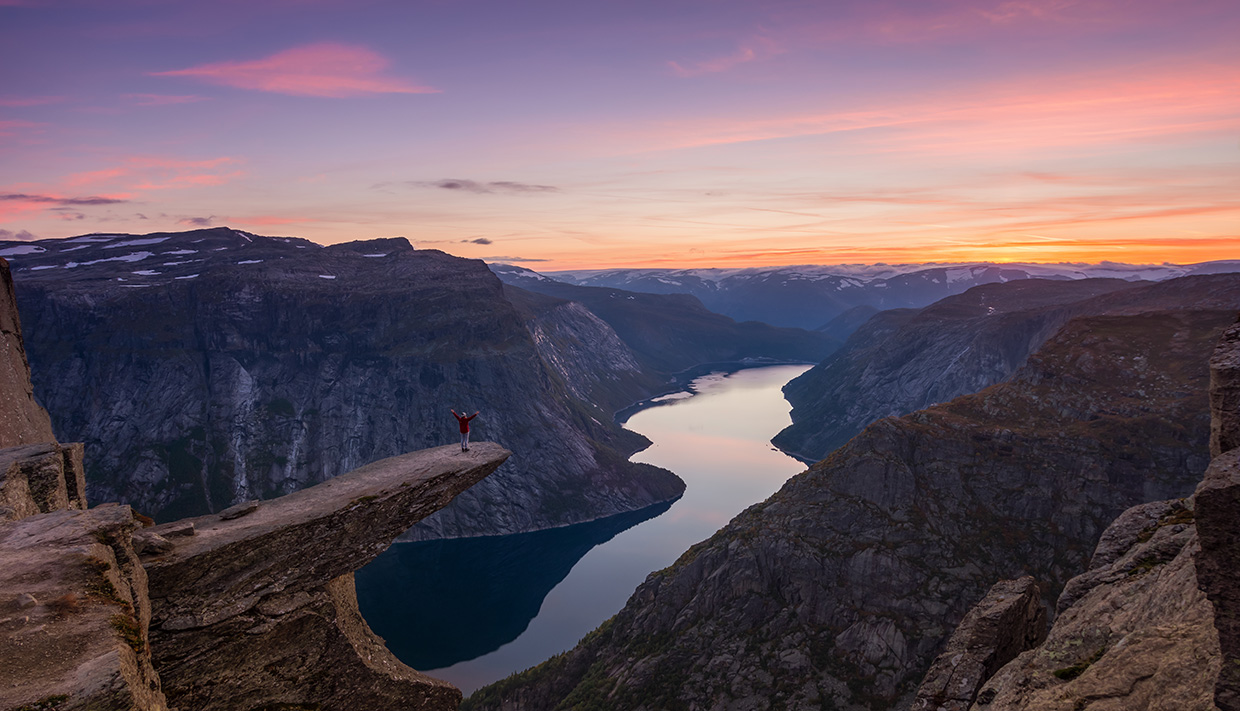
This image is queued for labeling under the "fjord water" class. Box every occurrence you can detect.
[356,364,812,694]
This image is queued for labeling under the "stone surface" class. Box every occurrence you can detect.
[0,258,55,448]
[0,504,167,711]
[465,306,1236,711]
[1195,449,1240,711]
[145,442,509,711]
[974,499,1218,711]
[1210,318,1240,458]
[912,576,1046,711]
[1,442,87,522]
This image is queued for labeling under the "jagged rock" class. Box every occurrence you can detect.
[1,442,87,521]
[156,520,195,538]
[217,499,259,520]
[974,500,1217,710]
[145,442,509,711]
[132,529,174,556]
[1210,318,1240,458]
[1195,449,1240,710]
[0,258,55,448]
[0,503,167,711]
[912,576,1046,711]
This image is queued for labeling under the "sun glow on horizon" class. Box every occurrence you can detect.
[1,1,1238,269]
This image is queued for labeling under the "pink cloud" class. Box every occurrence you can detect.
[122,93,209,106]
[151,42,439,98]
[66,156,242,190]
[0,96,65,107]
[668,36,783,78]
[0,120,45,137]
[603,61,1240,155]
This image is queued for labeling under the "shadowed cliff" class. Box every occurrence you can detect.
[6,229,683,538]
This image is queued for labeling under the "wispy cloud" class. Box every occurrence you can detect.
[123,93,208,106]
[463,237,493,244]
[66,156,242,191]
[483,255,551,262]
[668,36,782,78]
[0,119,45,137]
[0,229,38,241]
[0,193,128,206]
[152,43,438,98]
[0,95,65,107]
[178,215,216,227]
[603,61,1240,155]
[405,179,559,194]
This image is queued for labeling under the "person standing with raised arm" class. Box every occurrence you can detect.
[452,409,479,452]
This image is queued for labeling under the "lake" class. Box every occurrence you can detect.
[355,364,812,694]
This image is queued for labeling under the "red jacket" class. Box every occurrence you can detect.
[454,413,477,433]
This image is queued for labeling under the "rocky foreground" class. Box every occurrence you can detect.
[465,286,1239,710]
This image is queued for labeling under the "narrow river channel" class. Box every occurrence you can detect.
[356,364,812,694]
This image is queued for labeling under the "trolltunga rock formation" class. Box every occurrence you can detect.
[143,442,509,711]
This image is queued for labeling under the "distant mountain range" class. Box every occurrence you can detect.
[534,260,1240,331]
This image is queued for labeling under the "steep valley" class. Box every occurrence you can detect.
[465,279,1239,710]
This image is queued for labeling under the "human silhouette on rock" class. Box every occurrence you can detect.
[452,409,479,452]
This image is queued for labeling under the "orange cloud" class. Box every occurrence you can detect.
[151,43,439,98]
[66,156,243,191]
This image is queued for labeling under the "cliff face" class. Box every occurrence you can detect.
[939,319,1240,710]
[492,264,839,372]
[0,258,55,447]
[8,229,682,537]
[465,303,1235,711]
[776,275,1240,461]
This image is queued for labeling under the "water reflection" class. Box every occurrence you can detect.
[356,364,811,694]
[356,500,673,669]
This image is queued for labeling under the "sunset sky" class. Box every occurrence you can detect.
[1,0,1237,269]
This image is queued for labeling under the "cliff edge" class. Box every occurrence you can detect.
[1,255,511,710]
[913,316,1240,711]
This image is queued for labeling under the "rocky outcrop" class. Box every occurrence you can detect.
[972,498,1218,710]
[144,442,510,711]
[8,229,682,538]
[776,274,1240,462]
[1,442,86,521]
[466,305,1235,711]
[0,504,167,711]
[911,315,1240,711]
[1210,320,1240,458]
[1195,317,1240,711]
[0,258,54,448]
[912,577,1046,711]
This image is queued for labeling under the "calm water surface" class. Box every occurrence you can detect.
[356,364,811,694]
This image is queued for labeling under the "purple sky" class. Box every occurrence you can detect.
[2,0,1238,268]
